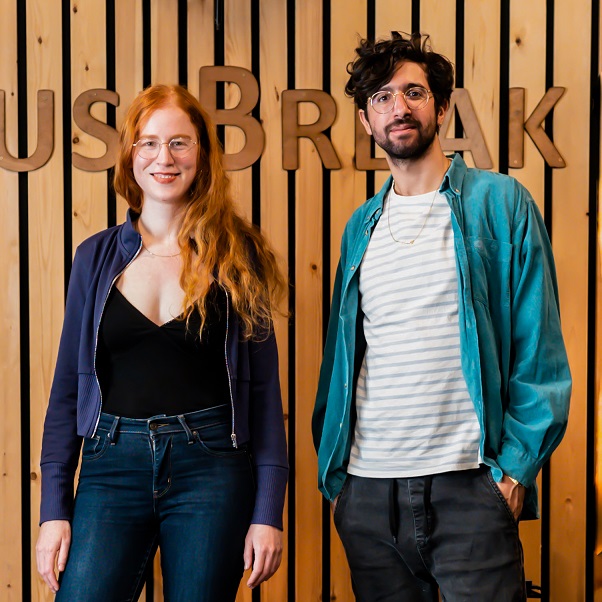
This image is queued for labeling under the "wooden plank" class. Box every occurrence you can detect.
[258,0,289,598]
[420,1,456,70]
[27,0,65,599]
[328,1,367,598]
[590,5,602,602]
[224,0,253,224]
[508,0,546,206]
[71,0,108,249]
[0,0,22,598]
[548,1,591,599]
[507,0,547,589]
[151,0,178,84]
[463,0,500,171]
[187,0,214,100]
[115,0,143,225]
[295,0,324,599]
[420,0,456,162]
[374,1,412,192]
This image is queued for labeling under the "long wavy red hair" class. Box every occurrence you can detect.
[113,84,286,338]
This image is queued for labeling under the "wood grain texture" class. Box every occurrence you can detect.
[224,0,253,225]
[549,1,591,600]
[187,0,214,101]
[463,0,500,171]
[590,5,602,602]
[71,0,107,249]
[295,0,324,599]
[115,0,143,224]
[26,0,65,599]
[151,0,179,85]
[258,1,289,596]
[328,2,367,597]
[0,0,22,599]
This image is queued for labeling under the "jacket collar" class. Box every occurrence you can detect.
[118,209,142,256]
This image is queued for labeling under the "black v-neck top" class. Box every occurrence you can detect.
[96,283,229,418]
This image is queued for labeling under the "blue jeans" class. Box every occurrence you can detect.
[56,404,255,602]
[334,468,526,602]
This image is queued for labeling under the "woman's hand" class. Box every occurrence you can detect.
[36,520,71,593]
[243,524,283,589]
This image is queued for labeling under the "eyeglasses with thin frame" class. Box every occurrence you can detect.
[369,87,433,114]
[132,137,198,159]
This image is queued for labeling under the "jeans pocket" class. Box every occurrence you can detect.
[333,475,352,525]
[483,470,519,528]
[192,423,248,458]
[81,432,110,461]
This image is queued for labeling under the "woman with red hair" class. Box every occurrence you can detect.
[35,84,288,601]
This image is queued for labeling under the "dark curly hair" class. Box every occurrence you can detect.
[345,31,454,114]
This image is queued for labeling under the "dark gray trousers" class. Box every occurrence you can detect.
[334,467,527,602]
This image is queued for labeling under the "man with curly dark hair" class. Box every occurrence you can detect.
[313,31,570,601]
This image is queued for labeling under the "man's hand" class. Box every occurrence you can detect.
[243,524,283,589]
[495,475,525,521]
[36,520,71,593]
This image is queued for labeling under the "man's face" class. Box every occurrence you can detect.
[359,61,447,161]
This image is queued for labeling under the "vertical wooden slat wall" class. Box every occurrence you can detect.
[0,1,21,600]
[294,1,324,600]
[508,0,546,586]
[26,1,64,601]
[258,1,289,601]
[0,1,600,600]
[550,1,591,599]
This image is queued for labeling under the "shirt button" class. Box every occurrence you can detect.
[344,383,348,388]
[350,266,355,271]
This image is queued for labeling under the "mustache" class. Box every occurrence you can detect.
[385,118,420,133]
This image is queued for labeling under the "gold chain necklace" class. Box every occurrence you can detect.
[387,162,450,245]
[387,187,438,245]
[141,243,181,258]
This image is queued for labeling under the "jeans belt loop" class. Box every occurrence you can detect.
[108,415,120,445]
[177,414,195,443]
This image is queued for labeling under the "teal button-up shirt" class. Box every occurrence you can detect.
[312,154,571,520]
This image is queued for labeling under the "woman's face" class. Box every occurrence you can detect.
[132,104,199,209]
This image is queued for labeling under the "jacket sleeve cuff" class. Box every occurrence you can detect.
[250,465,288,530]
[40,462,75,524]
[494,443,540,488]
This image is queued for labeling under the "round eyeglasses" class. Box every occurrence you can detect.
[132,137,198,159]
[369,87,433,114]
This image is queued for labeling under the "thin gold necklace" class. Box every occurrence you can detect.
[387,187,438,245]
[141,244,181,258]
[387,161,450,245]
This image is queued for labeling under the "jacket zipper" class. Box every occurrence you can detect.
[91,241,143,437]
[224,288,238,447]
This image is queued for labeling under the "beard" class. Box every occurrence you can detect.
[372,117,438,161]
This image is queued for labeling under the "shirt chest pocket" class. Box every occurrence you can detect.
[465,236,513,309]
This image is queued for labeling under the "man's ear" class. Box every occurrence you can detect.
[437,99,449,127]
[359,109,373,136]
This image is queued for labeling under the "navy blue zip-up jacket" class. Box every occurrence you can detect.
[40,210,289,529]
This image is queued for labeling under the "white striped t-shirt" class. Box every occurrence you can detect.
[347,185,481,478]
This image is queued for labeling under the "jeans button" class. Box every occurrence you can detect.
[149,423,158,431]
